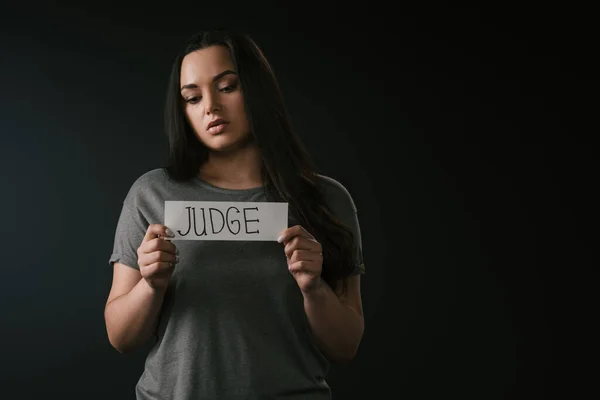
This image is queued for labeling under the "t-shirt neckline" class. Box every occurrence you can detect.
[191,176,265,195]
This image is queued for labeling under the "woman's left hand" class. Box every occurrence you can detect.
[278,225,323,295]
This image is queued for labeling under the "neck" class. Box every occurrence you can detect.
[199,142,263,190]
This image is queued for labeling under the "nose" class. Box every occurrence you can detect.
[204,90,222,114]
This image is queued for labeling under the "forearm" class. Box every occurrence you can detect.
[303,280,364,364]
[104,278,166,353]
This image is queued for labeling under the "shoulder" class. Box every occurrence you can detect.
[123,168,170,208]
[314,173,358,213]
[130,167,169,187]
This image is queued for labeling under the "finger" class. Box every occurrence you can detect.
[149,238,179,256]
[141,261,175,276]
[290,249,323,264]
[140,237,174,256]
[140,250,178,268]
[278,225,314,243]
[143,224,175,243]
[288,260,317,274]
[166,241,179,256]
[284,237,322,258]
[141,253,178,270]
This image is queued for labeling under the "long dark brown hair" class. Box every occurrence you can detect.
[162,30,355,297]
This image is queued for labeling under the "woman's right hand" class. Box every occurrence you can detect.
[137,224,179,293]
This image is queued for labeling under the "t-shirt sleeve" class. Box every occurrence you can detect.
[321,176,366,276]
[348,210,366,276]
[108,201,149,271]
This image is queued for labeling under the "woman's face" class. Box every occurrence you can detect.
[180,45,251,153]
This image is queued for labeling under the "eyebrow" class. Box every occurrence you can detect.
[180,69,237,91]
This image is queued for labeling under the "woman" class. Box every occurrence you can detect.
[105,30,366,399]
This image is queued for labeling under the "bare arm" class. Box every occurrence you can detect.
[278,225,365,365]
[104,267,167,353]
[303,274,364,364]
[104,224,178,353]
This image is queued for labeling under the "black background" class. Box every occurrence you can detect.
[0,2,596,399]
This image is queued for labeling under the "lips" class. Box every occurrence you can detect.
[207,118,228,130]
[206,119,229,135]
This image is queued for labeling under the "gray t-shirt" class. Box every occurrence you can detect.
[108,168,365,400]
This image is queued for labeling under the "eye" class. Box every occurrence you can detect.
[219,83,237,92]
[185,96,201,104]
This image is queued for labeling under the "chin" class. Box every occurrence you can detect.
[201,133,253,152]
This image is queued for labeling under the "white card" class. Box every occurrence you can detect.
[164,201,288,241]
